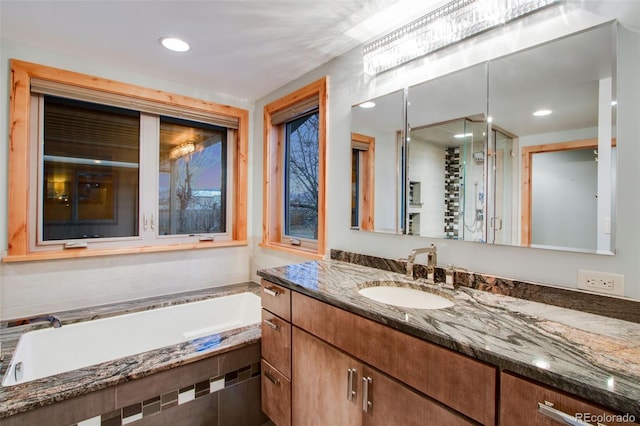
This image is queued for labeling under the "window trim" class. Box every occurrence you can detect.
[262,77,327,259]
[6,59,248,262]
[351,132,375,231]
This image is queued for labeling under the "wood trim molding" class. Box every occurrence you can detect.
[351,132,375,231]
[262,77,328,257]
[520,138,615,246]
[6,59,248,261]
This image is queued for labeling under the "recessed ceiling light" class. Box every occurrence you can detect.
[454,133,473,139]
[533,109,552,117]
[359,101,376,109]
[160,37,190,52]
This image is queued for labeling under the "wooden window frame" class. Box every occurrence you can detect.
[351,132,375,231]
[262,77,327,259]
[5,59,248,262]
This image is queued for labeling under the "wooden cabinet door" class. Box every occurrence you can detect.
[361,366,474,426]
[292,327,361,426]
[500,372,632,426]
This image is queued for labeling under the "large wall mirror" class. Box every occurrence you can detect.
[350,22,617,255]
[488,23,616,253]
[351,90,405,233]
[407,63,488,241]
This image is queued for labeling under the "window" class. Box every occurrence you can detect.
[262,77,327,258]
[7,60,248,261]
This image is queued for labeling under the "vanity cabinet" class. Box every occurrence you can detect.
[500,372,634,426]
[291,291,496,425]
[260,280,292,426]
[292,326,472,425]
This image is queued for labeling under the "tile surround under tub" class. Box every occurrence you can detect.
[71,361,261,426]
[330,249,640,323]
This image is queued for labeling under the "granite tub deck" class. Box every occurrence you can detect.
[0,283,261,419]
[257,260,640,417]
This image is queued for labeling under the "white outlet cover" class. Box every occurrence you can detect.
[577,269,625,296]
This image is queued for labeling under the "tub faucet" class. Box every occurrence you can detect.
[2,314,62,329]
[406,244,437,280]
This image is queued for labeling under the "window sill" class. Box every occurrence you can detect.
[2,240,248,263]
[258,241,325,260]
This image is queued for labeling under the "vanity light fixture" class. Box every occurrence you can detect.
[533,109,552,116]
[362,0,558,75]
[359,101,376,108]
[160,37,190,53]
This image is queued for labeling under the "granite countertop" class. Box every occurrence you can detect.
[257,260,640,417]
[0,283,261,419]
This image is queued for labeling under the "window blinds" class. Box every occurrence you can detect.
[31,78,239,129]
[270,96,318,125]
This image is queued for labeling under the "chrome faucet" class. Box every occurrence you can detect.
[2,314,62,329]
[406,244,437,280]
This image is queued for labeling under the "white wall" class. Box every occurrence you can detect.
[0,40,255,319]
[251,2,640,300]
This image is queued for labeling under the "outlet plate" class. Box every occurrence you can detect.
[577,269,624,296]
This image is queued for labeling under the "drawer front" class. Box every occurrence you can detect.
[261,359,291,426]
[292,291,496,425]
[261,279,291,321]
[261,309,292,378]
[500,372,632,426]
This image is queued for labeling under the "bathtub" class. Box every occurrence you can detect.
[2,291,261,387]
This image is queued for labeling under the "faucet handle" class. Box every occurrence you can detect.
[444,265,456,290]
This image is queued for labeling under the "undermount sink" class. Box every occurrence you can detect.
[358,284,454,310]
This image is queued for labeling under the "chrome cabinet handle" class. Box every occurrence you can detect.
[263,319,279,330]
[538,401,591,426]
[263,287,279,297]
[362,376,372,412]
[264,370,280,386]
[346,368,357,401]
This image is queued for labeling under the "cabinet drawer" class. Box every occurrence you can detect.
[261,309,292,378]
[261,359,291,426]
[261,279,291,321]
[292,291,496,425]
[500,372,632,426]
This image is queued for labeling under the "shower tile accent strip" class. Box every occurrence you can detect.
[330,249,640,324]
[70,362,261,426]
[444,146,461,239]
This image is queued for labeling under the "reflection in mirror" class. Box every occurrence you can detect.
[488,23,616,253]
[351,90,405,233]
[407,64,488,241]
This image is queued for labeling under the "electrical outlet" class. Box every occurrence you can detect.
[577,269,624,296]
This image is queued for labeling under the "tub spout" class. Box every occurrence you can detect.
[2,314,62,329]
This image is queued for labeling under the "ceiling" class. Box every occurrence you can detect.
[0,0,440,101]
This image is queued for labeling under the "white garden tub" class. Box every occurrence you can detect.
[2,292,261,386]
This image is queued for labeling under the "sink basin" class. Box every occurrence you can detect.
[358,285,454,310]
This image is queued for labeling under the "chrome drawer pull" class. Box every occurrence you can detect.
[264,319,279,330]
[346,368,357,401]
[538,401,591,426]
[362,376,372,412]
[264,371,280,385]
[263,287,280,297]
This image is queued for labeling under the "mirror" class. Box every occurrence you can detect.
[351,90,405,233]
[407,64,488,241]
[349,23,617,254]
[488,23,616,253]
